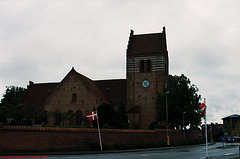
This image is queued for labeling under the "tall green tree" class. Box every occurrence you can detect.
[96,103,118,128]
[156,74,202,129]
[0,86,48,125]
[0,86,25,107]
[0,86,25,123]
[92,102,129,129]
[0,105,10,122]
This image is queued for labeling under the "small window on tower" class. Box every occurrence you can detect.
[147,60,152,72]
[140,60,145,72]
[72,93,77,103]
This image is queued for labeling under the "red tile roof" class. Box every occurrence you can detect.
[24,82,58,108]
[24,68,122,108]
[94,79,126,105]
[127,28,167,57]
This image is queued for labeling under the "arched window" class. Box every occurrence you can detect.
[147,60,152,72]
[72,93,77,103]
[75,110,82,126]
[140,60,145,72]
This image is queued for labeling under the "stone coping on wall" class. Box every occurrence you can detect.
[0,126,156,133]
[0,126,197,133]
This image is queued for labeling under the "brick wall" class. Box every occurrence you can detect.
[0,126,200,152]
[126,56,168,129]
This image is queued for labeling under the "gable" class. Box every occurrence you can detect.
[44,68,109,112]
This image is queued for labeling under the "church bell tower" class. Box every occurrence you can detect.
[126,27,169,129]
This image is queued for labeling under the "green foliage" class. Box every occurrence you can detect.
[95,102,129,129]
[4,104,48,126]
[156,74,202,129]
[0,86,50,126]
[149,122,158,130]
[95,103,118,128]
[133,123,139,129]
[116,101,129,129]
[0,105,10,122]
[148,122,167,130]
[103,123,111,129]
[0,86,26,124]
[52,110,66,126]
[0,86,25,107]
[64,110,75,126]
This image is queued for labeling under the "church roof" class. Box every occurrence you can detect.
[127,27,167,57]
[94,79,126,105]
[24,82,58,108]
[222,114,240,120]
[24,68,126,108]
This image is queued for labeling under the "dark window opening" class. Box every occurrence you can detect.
[147,60,152,72]
[72,93,77,103]
[140,60,145,72]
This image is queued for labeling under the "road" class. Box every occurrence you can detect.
[46,143,240,159]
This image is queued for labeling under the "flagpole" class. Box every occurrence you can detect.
[204,98,208,157]
[96,110,103,151]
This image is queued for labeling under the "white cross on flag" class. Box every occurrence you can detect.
[86,110,98,121]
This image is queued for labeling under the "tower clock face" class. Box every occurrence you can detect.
[142,80,150,88]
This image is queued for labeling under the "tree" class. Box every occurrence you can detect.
[52,110,66,126]
[0,105,10,122]
[0,86,25,107]
[95,103,118,128]
[95,102,129,129]
[29,106,48,125]
[0,86,49,125]
[0,86,26,124]
[65,110,75,126]
[116,101,129,129]
[156,74,202,129]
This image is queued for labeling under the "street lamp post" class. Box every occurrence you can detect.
[166,91,170,146]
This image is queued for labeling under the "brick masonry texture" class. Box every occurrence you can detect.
[0,126,200,152]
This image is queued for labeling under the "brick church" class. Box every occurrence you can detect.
[24,27,169,129]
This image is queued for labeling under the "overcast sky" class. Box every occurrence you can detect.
[0,0,239,124]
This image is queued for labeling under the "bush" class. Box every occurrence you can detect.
[103,124,111,129]
[149,122,167,130]
[133,124,139,129]
[149,122,158,130]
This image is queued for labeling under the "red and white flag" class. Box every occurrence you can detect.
[199,103,205,109]
[86,110,98,121]
[86,109,102,151]
[201,107,206,115]
[199,102,206,115]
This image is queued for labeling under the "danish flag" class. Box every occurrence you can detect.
[199,103,206,115]
[86,110,98,121]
